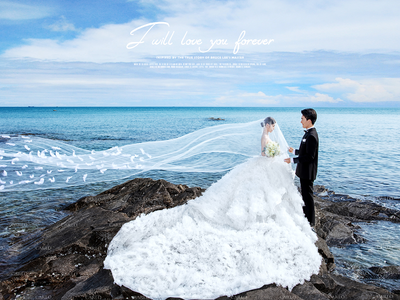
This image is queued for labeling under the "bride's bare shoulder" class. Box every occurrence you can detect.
[261,134,272,144]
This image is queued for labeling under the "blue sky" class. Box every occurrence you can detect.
[1,0,400,107]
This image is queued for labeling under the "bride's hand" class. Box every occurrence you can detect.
[284,158,291,164]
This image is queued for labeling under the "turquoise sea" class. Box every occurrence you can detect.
[0,107,399,291]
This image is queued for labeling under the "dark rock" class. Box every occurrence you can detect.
[0,178,203,300]
[60,268,147,300]
[310,274,400,300]
[66,178,204,218]
[329,274,400,300]
[315,236,335,273]
[358,268,380,279]
[314,185,329,194]
[292,281,330,300]
[310,274,337,294]
[314,185,400,223]
[314,185,330,198]
[316,213,361,247]
[369,266,400,279]
[232,284,303,300]
[1,180,398,300]
[323,199,400,223]
[60,268,115,300]
[209,117,225,121]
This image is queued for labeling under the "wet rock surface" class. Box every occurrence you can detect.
[369,266,400,280]
[313,185,399,247]
[0,180,399,300]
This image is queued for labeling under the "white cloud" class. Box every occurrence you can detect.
[0,61,229,106]
[313,78,359,93]
[0,1,52,20]
[3,22,135,62]
[308,93,342,103]
[314,78,400,102]
[46,16,76,32]
[284,86,342,103]
[214,90,342,106]
[215,91,280,106]
[286,86,303,93]
[2,0,400,62]
[282,93,342,104]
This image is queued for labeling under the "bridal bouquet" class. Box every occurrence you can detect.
[264,141,281,157]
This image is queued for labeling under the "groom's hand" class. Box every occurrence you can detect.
[288,147,294,153]
[284,158,291,164]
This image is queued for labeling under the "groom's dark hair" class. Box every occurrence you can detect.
[301,108,317,125]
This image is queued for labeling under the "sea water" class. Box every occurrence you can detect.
[0,107,399,290]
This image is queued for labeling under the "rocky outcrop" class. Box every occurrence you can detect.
[369,266,400,280]
[322,200,400,223]
[309,273,398,300]
[0,180,399,300]
[0,178,204,300]
[313,185,399,247]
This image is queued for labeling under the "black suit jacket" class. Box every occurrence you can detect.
[293,127,319,181]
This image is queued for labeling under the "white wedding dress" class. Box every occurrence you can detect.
[104,155,322,300]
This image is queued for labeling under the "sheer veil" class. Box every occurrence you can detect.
[269,123,289,156]
[0,119,289,192]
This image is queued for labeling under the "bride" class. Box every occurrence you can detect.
[103,117,322,300]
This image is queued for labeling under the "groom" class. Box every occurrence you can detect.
[284,108,319,227]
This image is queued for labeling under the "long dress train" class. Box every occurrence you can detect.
[104,155,321,299]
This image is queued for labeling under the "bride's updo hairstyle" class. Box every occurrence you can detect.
[261,117,276,127]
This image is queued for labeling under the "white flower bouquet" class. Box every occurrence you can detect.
[263,141,281,157]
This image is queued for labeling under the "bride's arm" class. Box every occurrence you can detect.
[261,135,265,156]
[261,135,269,156]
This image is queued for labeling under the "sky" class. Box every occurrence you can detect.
[0,0,399,107]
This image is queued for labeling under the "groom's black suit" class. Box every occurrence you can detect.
[293,127,319,226]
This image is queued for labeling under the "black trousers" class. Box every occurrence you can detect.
[300,178,315,226]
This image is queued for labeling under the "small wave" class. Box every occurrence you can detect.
[376,195,400,201]
[1,133,74,142]
[92,137,131,141]
[45,136,74,142]
[18,133,39,137]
